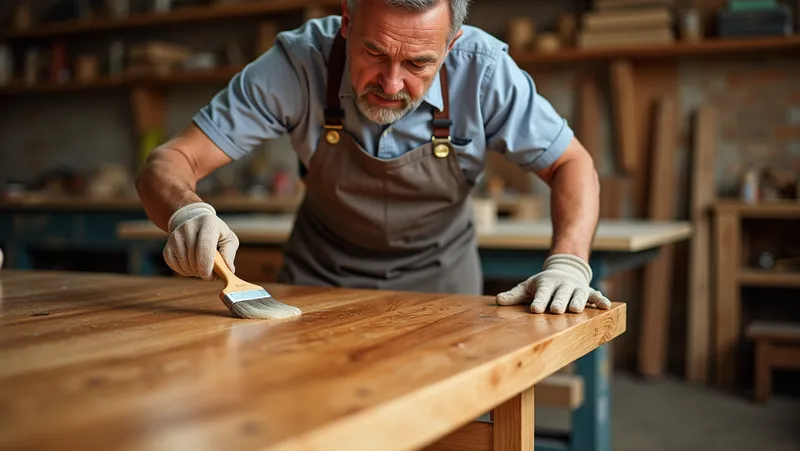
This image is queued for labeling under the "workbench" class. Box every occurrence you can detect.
[0,269,625,451]
[116,215,692,451]
[0,194,301,272]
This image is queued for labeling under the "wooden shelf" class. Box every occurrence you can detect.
[0,66,244,94]
[740,269,800,288]
[714,199,800,218]
[512,34,800,64]
[2,0,340,40]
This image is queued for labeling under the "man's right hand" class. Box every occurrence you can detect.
[163,202,239,281]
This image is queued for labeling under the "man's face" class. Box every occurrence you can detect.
[341,0,460,125]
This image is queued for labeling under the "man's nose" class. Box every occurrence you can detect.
[379,66,404,96]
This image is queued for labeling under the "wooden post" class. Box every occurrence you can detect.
[714,208,741,389]
[685,105,718,384]
[493,386,535,451]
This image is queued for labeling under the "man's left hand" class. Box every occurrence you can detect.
[495,254,611,314]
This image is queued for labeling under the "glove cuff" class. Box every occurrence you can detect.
[167,202,216,233]
[543,254,593,284]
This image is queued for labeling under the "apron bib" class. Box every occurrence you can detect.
[277,30,482,295]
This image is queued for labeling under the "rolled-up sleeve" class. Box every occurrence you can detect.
[192,43,308,160]
[481,51,573,173]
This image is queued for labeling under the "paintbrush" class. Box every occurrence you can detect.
[212,250,302,320]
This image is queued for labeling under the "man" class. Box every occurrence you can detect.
[135,0,611,315]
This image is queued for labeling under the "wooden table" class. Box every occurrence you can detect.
[0,269,625,451]
[116,215,690,451]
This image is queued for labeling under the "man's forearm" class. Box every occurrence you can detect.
[135,148,204,232]
[547,154,600,262]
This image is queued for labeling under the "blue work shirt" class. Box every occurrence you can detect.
[193,15,573,184]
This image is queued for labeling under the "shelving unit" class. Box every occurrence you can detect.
[512,34,800,64]
[712,199,800,391]
[1,0,340,40]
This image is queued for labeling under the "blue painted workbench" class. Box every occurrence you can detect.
[115,215,692,451]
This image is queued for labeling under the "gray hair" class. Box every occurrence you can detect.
[346,0,471,42]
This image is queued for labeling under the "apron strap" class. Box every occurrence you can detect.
[324,29,347,129]
[432,65,451,140]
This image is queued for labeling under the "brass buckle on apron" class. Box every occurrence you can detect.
[324,125,343,145]
[432,136,451,158]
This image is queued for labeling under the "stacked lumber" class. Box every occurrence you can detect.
[578,0,676,49]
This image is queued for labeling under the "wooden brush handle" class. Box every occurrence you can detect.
[213,250,236,284]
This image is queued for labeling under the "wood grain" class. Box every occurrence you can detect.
[118,216,693,252]
[0,270,625,451]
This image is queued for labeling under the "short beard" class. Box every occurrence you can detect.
[354,83,424,125]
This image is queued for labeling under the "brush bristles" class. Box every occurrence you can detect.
[228,296,302,320]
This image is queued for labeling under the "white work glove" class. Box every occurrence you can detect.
[496,254,611,314]
[163,202,239,281]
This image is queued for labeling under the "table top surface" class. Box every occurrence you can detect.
[117,215,692,252]
[0,270,625,451]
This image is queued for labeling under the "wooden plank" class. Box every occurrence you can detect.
[746,320,800,342]
[629,62,678,218]
[686,105,718,384]
[714,210,741,389]
[578,75,603,161]
[510,35,800,64]
[0,270,625,451]
[713,200,800,218]
[493,387,535,451]
[534,374,584,409]
[609,59,637,173]
[599,177,629,220]
[423,422,493,451]
[638,95,678,379]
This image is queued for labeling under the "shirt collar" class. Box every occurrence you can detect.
[337,54,445,112]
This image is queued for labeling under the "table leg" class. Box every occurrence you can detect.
[570,344,611,451]
[493,386,535,451]
[568,260,616,451]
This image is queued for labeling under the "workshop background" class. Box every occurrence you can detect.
[1,0,799,450]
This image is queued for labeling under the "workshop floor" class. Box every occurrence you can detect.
[537,371,800,451]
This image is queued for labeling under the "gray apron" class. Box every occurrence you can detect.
[277,30,482,295]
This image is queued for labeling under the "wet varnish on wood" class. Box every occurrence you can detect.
[0,270,625,451]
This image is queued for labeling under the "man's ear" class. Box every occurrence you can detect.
[447,29,464,52]
[341,0,350,36]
